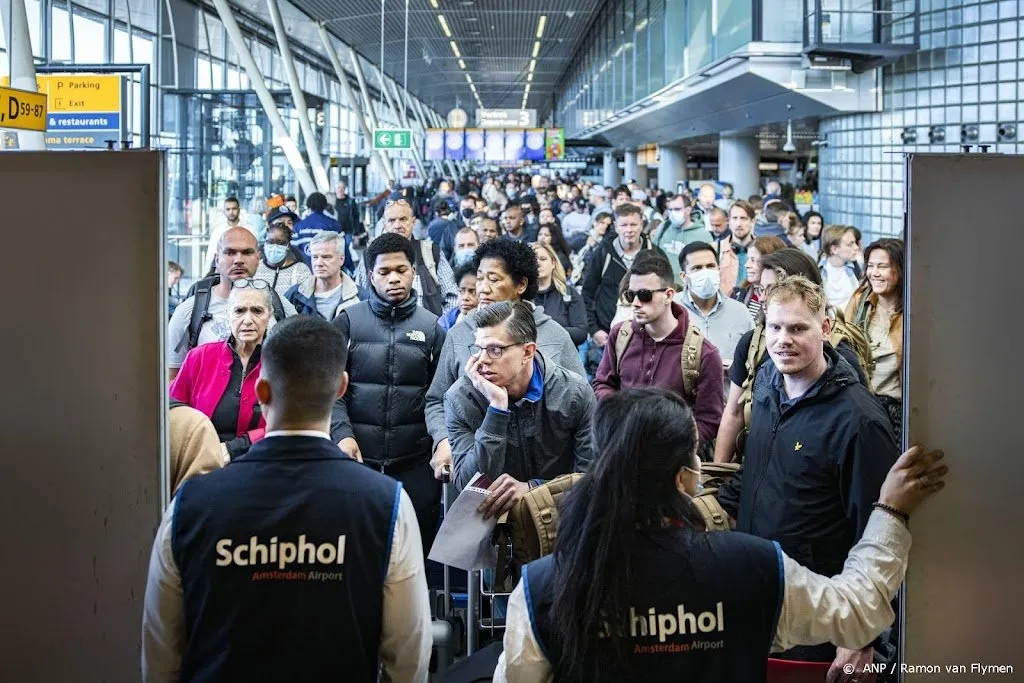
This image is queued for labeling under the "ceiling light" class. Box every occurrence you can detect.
[532,41,540,58]
[429,0,438,7]
[528,59,536,72]
[523,84,531,96]
[438,15,452,37]
[458,58,466,69]
[536,15,547,39]
[449,41,461,58]
[527,72,533,82]
[465,73,473,83]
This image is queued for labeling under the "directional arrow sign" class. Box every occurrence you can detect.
[374,128,412,150]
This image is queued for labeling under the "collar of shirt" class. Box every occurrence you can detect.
[264,430,331,440]
[514,359,544,407]
[773,355,834,409]
[684,288,723,317]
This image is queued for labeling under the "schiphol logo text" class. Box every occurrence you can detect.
[216,535,347,582]
[597,602,728,655]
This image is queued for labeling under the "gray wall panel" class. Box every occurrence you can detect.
[904,153,1022,680]
[0,152,164,681]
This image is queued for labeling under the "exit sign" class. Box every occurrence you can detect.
[373,128,412,150]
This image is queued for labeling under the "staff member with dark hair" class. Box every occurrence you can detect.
[143,316,431,683]
[496,388,947,682]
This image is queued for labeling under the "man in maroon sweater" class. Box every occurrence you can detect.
[593,251,725,445]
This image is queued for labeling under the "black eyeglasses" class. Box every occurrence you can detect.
[469,343,522,359]
[623,288,668,304]
[233,278,270,290]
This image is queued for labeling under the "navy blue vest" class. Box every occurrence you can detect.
[172,435,401,683]
[524,528,783,682]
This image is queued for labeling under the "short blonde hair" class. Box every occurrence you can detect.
[763,275,827,318]
[822,224,856,256]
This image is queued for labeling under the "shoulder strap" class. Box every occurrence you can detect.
[270,288,286,322]
[690,494,731,532]
[681,325,704,403]
[613,323,634,375]
[420,239,438,282]
[600,251,612,278]
[740,325,765,431]
[187,276,217,351]
[169,399,187,410]
[854,292,872,327]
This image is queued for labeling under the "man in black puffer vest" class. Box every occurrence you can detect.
[331,233,446,555]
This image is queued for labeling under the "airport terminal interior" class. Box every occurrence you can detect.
[0,0,1020,679]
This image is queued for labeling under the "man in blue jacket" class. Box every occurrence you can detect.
[294,192,355,275]
[142,316,431,682]
[716,275,898,681]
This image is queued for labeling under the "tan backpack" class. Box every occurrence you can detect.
[493,473,583,590]
[691,462,741,532]
[613,321,705,403]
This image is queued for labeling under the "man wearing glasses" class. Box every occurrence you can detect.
[357,195,458,316]
[593,251,724,448]
[444,300,596,506]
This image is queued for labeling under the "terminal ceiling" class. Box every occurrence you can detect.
[289,0,603,118]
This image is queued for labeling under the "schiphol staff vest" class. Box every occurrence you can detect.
[172,435,401,683]
[525,527,784,683]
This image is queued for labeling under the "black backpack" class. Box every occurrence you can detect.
[185,276,286,352]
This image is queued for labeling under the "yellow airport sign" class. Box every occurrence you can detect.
[2,74,122,112]
[0,85,47,132]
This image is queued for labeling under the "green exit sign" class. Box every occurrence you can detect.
[373,128,412,150]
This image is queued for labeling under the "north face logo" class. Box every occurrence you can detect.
[407,330,426,342]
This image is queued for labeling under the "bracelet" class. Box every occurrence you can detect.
[873,502,909,524]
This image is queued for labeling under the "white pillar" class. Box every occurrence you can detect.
[268,0,329,192]
[317,25,393,185]
[718,132,760,199]
[602,151,620,187]
[384,79,427,181]
[623,149,639,183]
[211,0,316,195]
[657,145,687,192]
[1,0,45,149]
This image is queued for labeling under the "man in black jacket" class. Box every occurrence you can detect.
[333,181,362,239]
[330,233,446,555]
[716,275,898,680]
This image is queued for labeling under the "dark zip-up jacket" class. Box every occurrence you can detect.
[531,285,588,346]
[717,346,897,629]
[581,236,664,335]
[329,290,445,470]
[445,354,596,490]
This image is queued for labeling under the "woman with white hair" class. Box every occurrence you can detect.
[170,279,273,460]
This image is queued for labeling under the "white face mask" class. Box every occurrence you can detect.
[688,268,720,299]
[668,209,687,225]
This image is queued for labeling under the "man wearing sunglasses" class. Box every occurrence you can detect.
[593,251,724,447]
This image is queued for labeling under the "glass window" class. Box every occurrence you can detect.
[688,0,713,73]
[116,0,158,33]
[73,12,107,63]
[51,6,72,61]
[636,0,650,98]
[27,0,43,57]
[665,0,685,83]
[623,0,635,107]
[649,0,666,90]
[114,28,154,65]
[718,0,753,55]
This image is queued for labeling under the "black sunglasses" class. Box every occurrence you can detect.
[623,288,668,304]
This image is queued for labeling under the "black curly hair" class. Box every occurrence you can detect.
[473,238,540,301]
[452,261,478,284]
[364,233,416,276]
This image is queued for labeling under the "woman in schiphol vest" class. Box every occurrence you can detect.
[494,387,948,683]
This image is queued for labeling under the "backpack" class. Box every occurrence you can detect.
[691,462,742,532]
[493,472,582,591]
[736,310,875,454]
[614,321,704,404]
[415,239,445,316]
[185,276,286,353]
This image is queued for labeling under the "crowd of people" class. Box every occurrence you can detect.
[147,171,932,683]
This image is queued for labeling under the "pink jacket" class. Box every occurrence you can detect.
[169,340,266,443]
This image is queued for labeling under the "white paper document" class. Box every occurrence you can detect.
[428,472,498,571]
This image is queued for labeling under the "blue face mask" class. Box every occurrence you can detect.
[454,248,476,266]
[264,243,289,265]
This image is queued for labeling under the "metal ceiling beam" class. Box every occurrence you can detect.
[268,0,330,192]
[211,0,317,195]
[317,23,395,184]
[382,76,427,180]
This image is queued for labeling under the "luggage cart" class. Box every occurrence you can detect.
[465,529,513,655]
